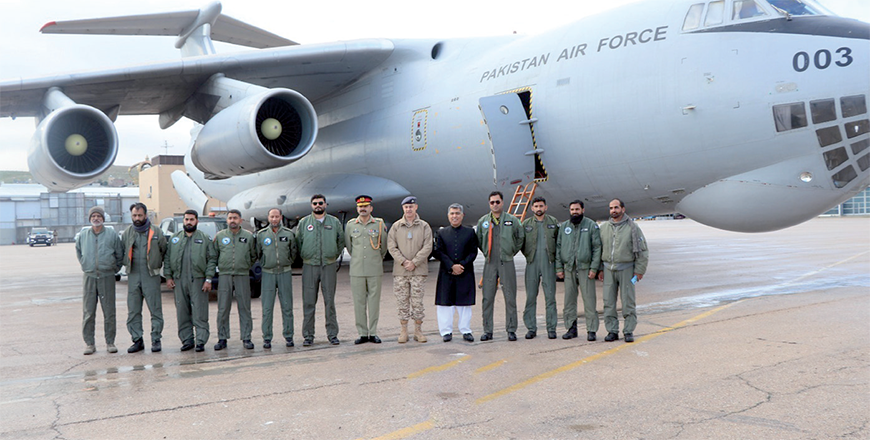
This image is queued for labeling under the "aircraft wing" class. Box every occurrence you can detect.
[40,10,298,49]
[0,38,395,118]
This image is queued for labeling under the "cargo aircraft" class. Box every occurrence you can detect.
[1,0,868,232]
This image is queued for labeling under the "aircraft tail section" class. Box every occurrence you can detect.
[39,1,296,57]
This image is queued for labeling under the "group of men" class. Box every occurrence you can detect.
[76,192,648,356]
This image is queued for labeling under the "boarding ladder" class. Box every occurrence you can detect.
[508,182,537,222]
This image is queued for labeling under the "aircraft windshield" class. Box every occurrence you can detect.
[765,0,828,17]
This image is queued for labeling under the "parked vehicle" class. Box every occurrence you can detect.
[26,227,53,246]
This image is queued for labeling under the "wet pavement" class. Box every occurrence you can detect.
[1,217,868,439]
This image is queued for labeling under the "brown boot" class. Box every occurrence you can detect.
[414,320,427,343]
[398,320,409,343]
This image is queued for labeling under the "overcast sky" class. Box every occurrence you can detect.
[0,0,867,171]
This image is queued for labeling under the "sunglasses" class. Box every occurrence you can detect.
[311,201,325,206]
[489,200,502,205]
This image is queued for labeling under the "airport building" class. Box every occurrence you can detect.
[0,155,228,245]
[0,184,138,245]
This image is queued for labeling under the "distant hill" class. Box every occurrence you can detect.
[0,165,139,186]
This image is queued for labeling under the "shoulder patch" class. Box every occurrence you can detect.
[482,221,490,229]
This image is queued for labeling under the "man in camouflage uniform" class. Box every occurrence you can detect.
[386,196,433,343]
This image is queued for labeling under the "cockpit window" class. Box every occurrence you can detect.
[773,102,808,132]
[767,0,824,16]
[705,1,725,26]
[733,0,768,20]
[683,3,705,31]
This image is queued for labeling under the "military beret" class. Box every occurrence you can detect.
[401,196,417,205]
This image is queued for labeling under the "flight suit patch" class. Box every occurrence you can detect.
[504,220,513,226]
[194,239,203,244]
[240,237,248,243]
[547,224,556,229]
[279,236,289,242]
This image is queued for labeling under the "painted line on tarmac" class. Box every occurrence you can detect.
[368,419,435,440]
[406,355,470,379]
[475,359,508,374]
[475,301,742,405]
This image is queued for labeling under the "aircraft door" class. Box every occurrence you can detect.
[479,91,544,187]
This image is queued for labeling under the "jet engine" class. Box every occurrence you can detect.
[28,100,119,192]
[190,88,317,179]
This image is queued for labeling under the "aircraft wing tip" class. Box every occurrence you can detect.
[39,21,57,33]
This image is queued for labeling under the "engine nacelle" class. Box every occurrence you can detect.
[191,89,317,179]
[28,104,119,192]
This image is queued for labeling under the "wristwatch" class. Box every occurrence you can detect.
[205,278,212,283]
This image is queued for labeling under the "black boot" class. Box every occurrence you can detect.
[562,320,578,339]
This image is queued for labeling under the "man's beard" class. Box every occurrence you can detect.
[570,214,584,225]
[534,210,544,217]
[90,218,103,227]
[183,224,197,233]
[313,207,325,214]
[133,219,146,227]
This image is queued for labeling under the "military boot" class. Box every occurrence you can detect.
[414,320,427,343]
[398,320,409,343]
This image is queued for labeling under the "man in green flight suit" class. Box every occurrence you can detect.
[76,205,124,355]
[521,197,560,340]
[213,209,257,350]
[476,191,525,342]
[556,200,602,341]
[122,202,167,353]
[257,208,297,349]
[345,195,388,345]
[165,210,216,353]
[296,194,345,347]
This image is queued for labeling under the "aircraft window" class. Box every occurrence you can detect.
[816,126,842,147]
[844,120,869,139]
[823,147,848,171]
[831,165,857,188]
[683,3,705,30]
[705,1,725,25]
[810,99,836,124]
[858,154,870,172]
[773,102,807,132]
[733,1,767,20]
[852,138,870,155]
[767,0,823,17]
[841,95,867,118]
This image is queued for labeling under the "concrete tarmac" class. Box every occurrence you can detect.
[1,217,868,439]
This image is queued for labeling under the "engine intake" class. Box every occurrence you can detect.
[28,104,119,192]
[191,88,317,179]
